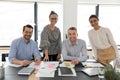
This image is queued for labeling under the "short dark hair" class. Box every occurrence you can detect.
[49,11,58,18]
[89,14,99,20]
[23,24,33,32]
[68,27,77,32]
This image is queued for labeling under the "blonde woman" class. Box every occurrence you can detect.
[40,11,61,61]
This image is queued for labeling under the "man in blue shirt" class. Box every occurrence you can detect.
[62,27,87,65]
[9,24,41,66]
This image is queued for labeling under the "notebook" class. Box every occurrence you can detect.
[60,67,73,75]
[18,67,35,75]
[81,68,99,76]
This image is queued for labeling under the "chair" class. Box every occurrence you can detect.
[2,53,8,61]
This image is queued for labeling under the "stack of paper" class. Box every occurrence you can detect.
[4,57,22,67]
[82,62,104,68]
[36,68,56,77]
[81,68,99,76]
[36,61,59,77]
[60,61,75,67]
[86,59,97,62]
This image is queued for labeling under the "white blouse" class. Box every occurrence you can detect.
[88,27,119,58]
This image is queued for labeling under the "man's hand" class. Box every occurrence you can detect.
[20,60,31,66]
[71,59,79,65]
[34,57,41,65]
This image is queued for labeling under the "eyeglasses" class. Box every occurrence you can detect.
[50,18,57,20]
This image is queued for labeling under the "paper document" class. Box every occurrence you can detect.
[5,57,22,67]
[36,68,56,77]
[40,61,59,69]
[5,61,22,67]
[81,68,99,76]
[86,59,97,62]
[82,62,104,68]
[36,61,59,77]
[60,61,75,67]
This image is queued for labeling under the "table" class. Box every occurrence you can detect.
[4,67,28,80]
[3,63,99,80]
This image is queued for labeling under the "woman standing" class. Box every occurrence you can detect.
[88,15,118,65]
[40,11,61,61]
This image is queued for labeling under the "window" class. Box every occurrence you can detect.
[38,3,63,46]
[0,2,34,46]
[77,4,96,48]
[99,5,120,45]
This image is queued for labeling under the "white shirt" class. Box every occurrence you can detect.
[88,27,118,58]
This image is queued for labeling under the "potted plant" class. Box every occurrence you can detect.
[104,64,120,80]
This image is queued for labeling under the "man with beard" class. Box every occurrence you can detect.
[62,27,87,65]
[9,24,41,66]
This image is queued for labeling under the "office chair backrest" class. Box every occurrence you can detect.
[2,53,8,61]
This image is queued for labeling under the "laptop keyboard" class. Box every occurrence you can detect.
[18,67,35,75]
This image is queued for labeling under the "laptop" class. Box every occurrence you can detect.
[81,68,99,76]
[18,67,35,75]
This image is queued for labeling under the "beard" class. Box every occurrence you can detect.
[24,35,31,41]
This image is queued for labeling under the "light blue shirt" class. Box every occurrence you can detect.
[62,39,87,62]
[9,37,41,63]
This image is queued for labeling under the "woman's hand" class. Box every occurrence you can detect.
[57,54,61,60]
[43,55,49,61]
